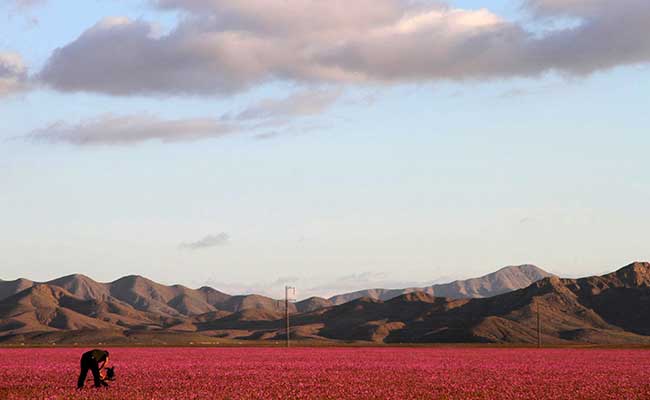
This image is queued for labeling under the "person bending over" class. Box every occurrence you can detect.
[77,349,113,389]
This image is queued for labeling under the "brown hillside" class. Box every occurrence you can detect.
[0,278,34,302]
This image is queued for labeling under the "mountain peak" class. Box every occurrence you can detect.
[1,278,32,285]
[497,264,538,271]
[109,275,163,292]
[532,275,565,292]
[390,292,436,303]
[48,273,94,284]
[493,264,552,279]
[44,273,109,301]
[113,274,148,283]
[614,262,650,287]
[0,278,35,302]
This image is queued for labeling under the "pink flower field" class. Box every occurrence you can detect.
[1,347,650,399]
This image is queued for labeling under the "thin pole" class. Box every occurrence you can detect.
[537,302,542,348]
[285,286,290,348]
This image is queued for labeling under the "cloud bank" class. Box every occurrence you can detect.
[35,0,650,96]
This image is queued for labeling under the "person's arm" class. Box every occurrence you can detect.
[99,356,109,380]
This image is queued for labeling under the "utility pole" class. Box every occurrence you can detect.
[285,286,295,348]
[537,302,542,348]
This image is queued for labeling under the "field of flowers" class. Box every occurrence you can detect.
[1,347,649,399]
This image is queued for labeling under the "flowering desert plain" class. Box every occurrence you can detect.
[1,347,650,399]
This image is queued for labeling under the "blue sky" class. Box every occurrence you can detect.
[1,0,649,298]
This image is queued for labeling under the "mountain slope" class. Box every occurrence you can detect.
[295,297,334,313]
[0,284,120,335]
[46,274,110,300]
[0,278,34,302]
[329,265,553,304]
[0,274,259,317]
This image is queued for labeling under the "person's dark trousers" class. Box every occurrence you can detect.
[77,353,107,388]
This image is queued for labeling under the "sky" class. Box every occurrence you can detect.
[1,0,649,299]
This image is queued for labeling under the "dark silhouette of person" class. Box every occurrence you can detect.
[77,349,110,389]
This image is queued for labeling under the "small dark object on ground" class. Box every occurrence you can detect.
[105,367,115,381]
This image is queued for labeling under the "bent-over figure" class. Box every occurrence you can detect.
[77,349,111,389]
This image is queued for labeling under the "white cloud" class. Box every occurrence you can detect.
[35,0,650,96]
[180,233,230,250]
[0,52,28,96]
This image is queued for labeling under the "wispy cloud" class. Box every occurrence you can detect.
[5,0,45,7]
[27,88,341,145]
[231,88,342,121]
[180,233,230,250]
[28,114,238,146]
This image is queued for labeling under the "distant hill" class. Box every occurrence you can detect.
[0,278,33,303]
[0,274,294,317]
[313,262,650,344]
[328,265,553,304]
[2,263,650,345]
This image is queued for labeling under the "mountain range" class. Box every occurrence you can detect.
[1,262,648,345]
[328,264,551,304]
